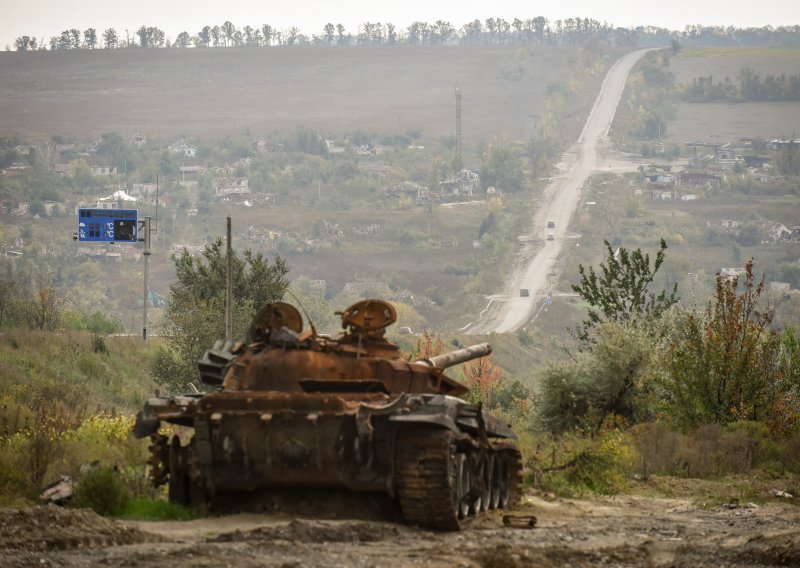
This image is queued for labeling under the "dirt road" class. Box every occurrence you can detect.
[2,488,798,567]
[464,49,654,335]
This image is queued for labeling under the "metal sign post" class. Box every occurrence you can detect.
[142,216,151,342]
[225,216,233,341]
[75,208,152,341]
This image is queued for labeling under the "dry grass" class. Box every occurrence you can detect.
[667,48,800,143]
[0,46,581,159]
[673,48,800,83]
[667,102,800,142]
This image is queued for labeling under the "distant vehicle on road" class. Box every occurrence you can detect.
[546,233,556,241]
[547,221,555,228]
[519,288,529,297]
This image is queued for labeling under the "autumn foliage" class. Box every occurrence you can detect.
[463,356,504,407]
[663,259,800,434]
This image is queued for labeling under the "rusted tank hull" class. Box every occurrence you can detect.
[189,408,393,493]
[135,299,523,530]
[144,390,522,528]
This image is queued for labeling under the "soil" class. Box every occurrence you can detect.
[2,488,798,567]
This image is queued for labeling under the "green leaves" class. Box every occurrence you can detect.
[154,240,289,392]
[572,239,678,347]
[661,260,799,434]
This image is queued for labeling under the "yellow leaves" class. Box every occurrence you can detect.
[464,356,503,402]
[408,330,445,361]
[63,413,134,444]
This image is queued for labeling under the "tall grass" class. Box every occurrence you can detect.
[0,329,163,505]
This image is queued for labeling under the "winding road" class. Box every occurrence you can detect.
[463,49,654,335]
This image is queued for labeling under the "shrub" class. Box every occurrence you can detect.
[91,334,108,354]
[631,421,683,479]
[535,428,636,496]
[631,420,793,478]
[537,322,662,434]
[59,414,148,495]
[661,260,798,434]
[71,465,131,516]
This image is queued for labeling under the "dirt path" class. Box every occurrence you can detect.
[464,49,655,335]
[2,491,797,567]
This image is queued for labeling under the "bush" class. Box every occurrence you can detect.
[631,420,794,478]
[91,334,108,354]
[71,465,131,516]
[631,421,683,479]
[537,322,662,434]
[535,428,636,496]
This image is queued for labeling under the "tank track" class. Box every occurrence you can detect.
[396,427,522,531]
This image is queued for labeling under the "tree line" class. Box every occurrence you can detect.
[12,21,800,52]
[683,67,800,102]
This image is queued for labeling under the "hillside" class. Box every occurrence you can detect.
[0,45,589,158]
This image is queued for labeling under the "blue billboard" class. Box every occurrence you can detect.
[78,208,138,243]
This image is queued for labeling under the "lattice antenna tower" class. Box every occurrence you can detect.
[455,82,462,175]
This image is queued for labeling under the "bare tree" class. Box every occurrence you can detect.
[599,190,622,234]
[34,141,57,171]
[23,272,63,331]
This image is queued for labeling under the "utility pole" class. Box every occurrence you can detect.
[142,216,151,342]
[455,82,463,189]
[225,216,233,340]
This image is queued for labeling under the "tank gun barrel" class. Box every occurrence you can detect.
[415,342,492,369]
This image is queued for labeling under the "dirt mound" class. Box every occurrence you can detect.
[0,505,163,551]
[212,489,405,523]
[209,519,403,544]
[473,543,651,568]
[736,532,800,566]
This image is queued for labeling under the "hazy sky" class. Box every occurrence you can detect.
[3,0,799,48]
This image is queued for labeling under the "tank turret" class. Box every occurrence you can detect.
[134,299,521,530]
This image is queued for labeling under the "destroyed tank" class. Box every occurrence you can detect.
[134,299,521,530]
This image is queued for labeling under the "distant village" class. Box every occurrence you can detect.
[2,130,799,303]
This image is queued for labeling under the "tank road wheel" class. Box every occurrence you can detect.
[396,428,461,531]
[168,436,189,506]
[466,453,484,515]
[493,449,523,509]
[448,450,460,515]
[497,454,511,508]
[477,454,491,513]
[184,441,210,513]
[489,454,502,509]
[455,453,470,520]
